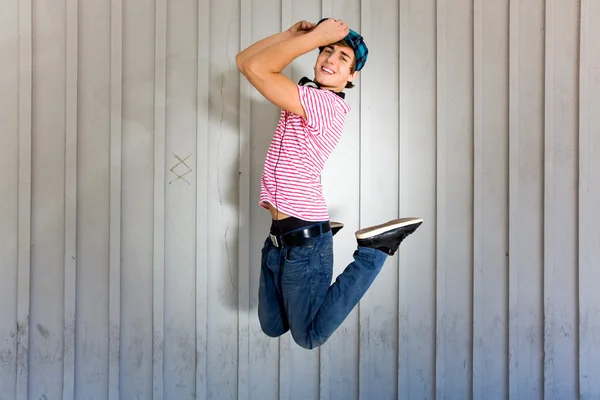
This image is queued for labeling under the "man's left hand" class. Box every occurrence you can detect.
[288,21,317,37]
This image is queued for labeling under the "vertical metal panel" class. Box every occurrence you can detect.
[152,0,167,395]
[17,0,33,397]
[108,0,123,397]
[472,1,509,399]
[543,0,581,398]
[472,0,484,398]
[507,2,520,395]
[579,1,600,398]
[63,0,78,396]
[359,0,400,397]
[76,0,111,397]
[247,0,283,397]
[436,0,474,397]
[397,0,437,398]
[358,0,372,397]
[29,0,67,398]
[207,0,241,396]
[163,0,200,397]
[197,0,210,397]
[0,1,20,398]
[543,21,555,400]
[237,0,251,396]
[508,0,545,398]
[435,0,448,395]
[120,0,155,398]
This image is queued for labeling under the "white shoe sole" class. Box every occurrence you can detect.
[355,217,423,239]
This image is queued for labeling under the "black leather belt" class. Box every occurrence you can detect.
[269,222,331,248]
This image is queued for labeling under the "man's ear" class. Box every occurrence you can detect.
[348,70,359,83]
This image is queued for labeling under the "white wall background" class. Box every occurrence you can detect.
[1,0,599,399]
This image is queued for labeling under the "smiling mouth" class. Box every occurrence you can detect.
[321,66,335,75]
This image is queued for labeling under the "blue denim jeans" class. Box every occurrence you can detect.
[258,222,389,349]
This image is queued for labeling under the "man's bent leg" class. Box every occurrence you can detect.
[306,245,387,346]
[258,238,289,337]
[284,217,423,349]
[280,234,334,349]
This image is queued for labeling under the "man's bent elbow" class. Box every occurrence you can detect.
[235,53,245,73]
[241,58,262,75]
[235,52,255,73]
[239,60,270,85]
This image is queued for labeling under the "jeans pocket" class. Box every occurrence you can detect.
[284,244,315,263]
[282,245,315,286]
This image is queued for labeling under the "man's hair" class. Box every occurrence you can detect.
[319,39,356,89]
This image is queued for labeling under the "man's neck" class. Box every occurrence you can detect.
[310,78,346,98]
[313,79,343,93]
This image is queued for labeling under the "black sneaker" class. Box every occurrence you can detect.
[330,221,344,236]
[355,217,423,255]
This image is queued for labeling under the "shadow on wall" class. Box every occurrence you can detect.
[89,53,304,313]
[203,60,291,312]
[203,61,319,312]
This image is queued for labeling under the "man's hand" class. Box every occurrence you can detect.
[311,18,349,46]
[287,20,317,37]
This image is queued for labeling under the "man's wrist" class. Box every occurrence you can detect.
[280,29,295,41]
[305,30,328,48]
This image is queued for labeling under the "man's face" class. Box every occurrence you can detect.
[314,43,359,91]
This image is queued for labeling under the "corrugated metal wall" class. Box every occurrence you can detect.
[1,0,598,399]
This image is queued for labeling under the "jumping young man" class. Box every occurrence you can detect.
[236,18,423,349]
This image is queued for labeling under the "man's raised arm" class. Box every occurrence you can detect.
[236,19,348,117]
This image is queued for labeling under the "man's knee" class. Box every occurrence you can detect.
[259,316,288,338]
[290,330,326,350]
[294,338,317,350]
[261,326,286,338]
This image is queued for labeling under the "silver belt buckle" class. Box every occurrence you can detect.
[269,233,279,247]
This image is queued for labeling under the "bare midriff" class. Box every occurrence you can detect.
[266,203,292,220]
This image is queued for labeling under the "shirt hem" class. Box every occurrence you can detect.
[259,199,329,222]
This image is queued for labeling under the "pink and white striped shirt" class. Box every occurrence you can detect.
[259,84,351,221]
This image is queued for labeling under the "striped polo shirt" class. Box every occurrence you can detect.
[259,84,351,222]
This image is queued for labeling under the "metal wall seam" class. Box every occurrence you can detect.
[63,0,79,396]
[196,0,210,397]
[17,0,32,397]
[434,0,447,397]
[153,0,167,397]
[238,0,252,396]
[108,0,123,396]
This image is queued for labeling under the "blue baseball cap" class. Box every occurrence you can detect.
[316,18,368,71]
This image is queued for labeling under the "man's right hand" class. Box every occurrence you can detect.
[311,18,350,46]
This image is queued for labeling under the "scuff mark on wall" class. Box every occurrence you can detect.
[169,152,193,185]
[0,339,15,372]
[225,225,234,290]
[109,323,120,367]
[36,324,49,339]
